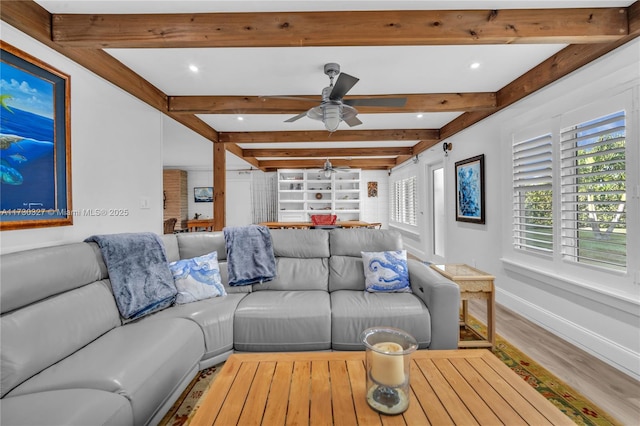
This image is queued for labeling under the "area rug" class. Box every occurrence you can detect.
[159,364,223,426]
[462,316,621,426]
[159,322,621,426]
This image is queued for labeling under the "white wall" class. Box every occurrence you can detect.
[408,39,640,379]
[225,171,253,227]
[360,170,389,227]
[1,23,164,253]
[181,168,253,227]
[186,170,214,220]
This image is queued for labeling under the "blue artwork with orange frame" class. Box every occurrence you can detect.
[0,42,72,230]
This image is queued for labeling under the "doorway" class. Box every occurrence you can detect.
[427,162,445,262]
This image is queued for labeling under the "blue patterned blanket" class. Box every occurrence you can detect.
[223,225,276,286]
[85,232,177,319]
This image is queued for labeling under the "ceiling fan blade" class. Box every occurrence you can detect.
[343,115,363,127]
[330,73,359,100]
[284,111,308,123]
[344,97,407,107]
[261,95,321,103]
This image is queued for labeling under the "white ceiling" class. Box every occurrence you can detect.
[34,1,636,169]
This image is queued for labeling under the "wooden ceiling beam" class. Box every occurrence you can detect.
[244,147,412,158]
[168,93,497,114]
[224,143,261,170]
[0,1,220,144]
[429,2,640,150]
[219,129,439,144]
[439,27,640,143]
[259,158,395,171]
[51,8,628,48]
[0,1,52,44]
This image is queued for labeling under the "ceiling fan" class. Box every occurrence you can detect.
[281,63,407,132]
[321,159,349,177]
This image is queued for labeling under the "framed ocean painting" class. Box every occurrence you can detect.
[194,187,213,203]
[0,41,72,230]
[455,154,485,224]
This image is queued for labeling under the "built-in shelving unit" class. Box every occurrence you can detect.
[278,169,361,221]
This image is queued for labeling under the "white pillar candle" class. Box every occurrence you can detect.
[370,342,405,386]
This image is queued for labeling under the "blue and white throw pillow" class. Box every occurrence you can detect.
[168,251,227,304]
[361,250,411,293]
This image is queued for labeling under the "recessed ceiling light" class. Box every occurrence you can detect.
[188,64,199,72]
[470,62,481,70]
[237,116,244,121]
[416,114,424,118]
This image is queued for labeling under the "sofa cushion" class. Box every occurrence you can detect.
[329,256,366,292]
[329,229,403,257]
[270,229,330,258]
[169,251,226,304]
[329,229,403,292]
[147,293,247,361]
[7,318,203,426]
[176,232,251,295]
[0,389,133,426]
[234,291,331,351]
[362,250,411,293]
[161,234,180,262]
[253,258,329,291]
[176,232,227,260]
[1,280,121,398]
[330,290,431,350]
[0,242,105,314]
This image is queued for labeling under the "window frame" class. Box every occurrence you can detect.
[559,110,627,272]
[509,92,632,275]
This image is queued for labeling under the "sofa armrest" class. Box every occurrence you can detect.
[407,260,460,350]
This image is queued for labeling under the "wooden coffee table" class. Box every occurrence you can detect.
[190,350,572,425]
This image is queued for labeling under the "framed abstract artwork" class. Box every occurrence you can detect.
[367,181,378,197]
[455,154,485,224]
[194,186,213,202]
[0,41,72,230]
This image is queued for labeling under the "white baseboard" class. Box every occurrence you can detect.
[496,288,640,381]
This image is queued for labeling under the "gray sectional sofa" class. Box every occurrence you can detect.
[0,228,460,425]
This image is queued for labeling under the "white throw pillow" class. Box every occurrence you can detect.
[168,251,226,304]
[361,250,411,293]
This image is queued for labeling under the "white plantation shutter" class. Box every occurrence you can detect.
[391,175,417,226]
[403,176,417,225]
[390,180,400,222]
[512,133,553,254]
[560,111,626,271]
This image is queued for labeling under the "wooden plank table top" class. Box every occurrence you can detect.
[189,350,572,426]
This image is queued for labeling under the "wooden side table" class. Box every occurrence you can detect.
[430,263,496,349]
[186,218,215,232]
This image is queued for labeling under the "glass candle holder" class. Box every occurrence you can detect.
[361,327,418,415]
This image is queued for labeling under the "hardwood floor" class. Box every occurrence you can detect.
[468,300,640,425]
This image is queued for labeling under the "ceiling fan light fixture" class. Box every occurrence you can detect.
[323,159,334,177]
[323,103,341,132]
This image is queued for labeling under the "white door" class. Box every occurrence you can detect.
[226,180,252,226]
[427,163,446,262]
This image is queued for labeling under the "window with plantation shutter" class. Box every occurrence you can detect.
[391,175,417,226]
[560,111,626,271]
[513,133,554,254]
